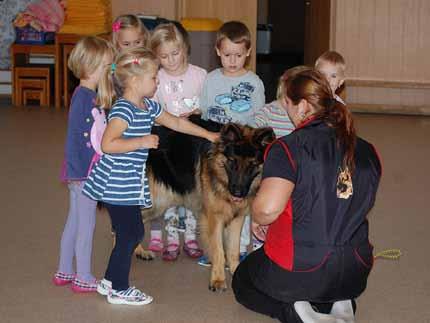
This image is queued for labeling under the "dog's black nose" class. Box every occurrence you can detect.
[232,190,246,198]
[230,183,248,198]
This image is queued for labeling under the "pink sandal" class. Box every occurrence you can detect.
[183,240,203,258]
[148,238,164,252]
[162,243,180,261]
[52,272,75,286]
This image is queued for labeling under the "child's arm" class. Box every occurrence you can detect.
[101,118,159,153]
[255,105,269,128]
[156,111,219,143]
[179,108,202,118]
[251,78,266,127]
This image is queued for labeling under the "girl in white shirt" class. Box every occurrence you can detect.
[149,23,207,261]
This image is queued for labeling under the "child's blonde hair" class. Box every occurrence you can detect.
[277,65,312,100]
[215,21,251,50]
[315,51,346,76]
[98,48,159,108]
[150,23,189,58]
[68,36,113,80]
[111,14,149,49]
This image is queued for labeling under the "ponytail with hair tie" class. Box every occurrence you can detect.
[330,97,337,108]
[324,97,337,109]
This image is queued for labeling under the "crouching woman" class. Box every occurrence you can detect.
[232,69,382,323]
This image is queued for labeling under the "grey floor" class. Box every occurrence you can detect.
[0,104,429,323]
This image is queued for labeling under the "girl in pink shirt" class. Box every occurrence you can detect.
[149,23,207,261]
[151,23,207,117]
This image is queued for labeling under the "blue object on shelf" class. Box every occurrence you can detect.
[15,26,55,45]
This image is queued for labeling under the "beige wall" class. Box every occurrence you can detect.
[111,0,179,20]
[331,0,430,114]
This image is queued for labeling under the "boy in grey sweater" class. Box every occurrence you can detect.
[199,21,265,127]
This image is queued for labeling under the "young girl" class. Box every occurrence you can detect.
[83,48,218,305]
[53,36,113,293]
[148,23,207,261]
[112,14,149,52]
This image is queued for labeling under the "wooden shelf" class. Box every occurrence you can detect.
[10,44,57,107]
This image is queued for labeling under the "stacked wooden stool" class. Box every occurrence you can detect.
[14,66,51,107]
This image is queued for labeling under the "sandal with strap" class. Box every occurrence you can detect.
[148,238,164,252]
[162,243,180,261]
[183,240,203,258]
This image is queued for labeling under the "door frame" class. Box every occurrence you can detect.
[303,0,333,65]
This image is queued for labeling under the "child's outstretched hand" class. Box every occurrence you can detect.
[179,108,202,118]
[140,134,159,149]
[207,132,220,143]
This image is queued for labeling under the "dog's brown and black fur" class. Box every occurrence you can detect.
[134,117,275,291]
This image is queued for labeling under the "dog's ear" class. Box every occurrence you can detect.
[252,127,276,149]
[221,123,242,143]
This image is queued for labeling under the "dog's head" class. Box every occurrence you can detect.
[211,123,276,202]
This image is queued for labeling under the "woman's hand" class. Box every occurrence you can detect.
[139,134,159,149]
[251,221,269,242]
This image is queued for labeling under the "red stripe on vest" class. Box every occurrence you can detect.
[264,199,294,271]
[263,140,296,271]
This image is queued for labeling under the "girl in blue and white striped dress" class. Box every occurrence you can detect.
[83,48,218,306]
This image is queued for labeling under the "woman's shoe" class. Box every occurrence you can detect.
[330,300,355,323]
[162,243,180,261]
[294,301,347,323]
[183,240,203,258]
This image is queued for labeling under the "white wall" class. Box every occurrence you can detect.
[0,70,11,95]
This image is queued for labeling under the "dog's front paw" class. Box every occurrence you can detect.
[208,279,227,292]
[134,245,155,261]
[135,251,155,261]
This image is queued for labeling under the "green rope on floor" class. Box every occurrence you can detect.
[374,249,402,260]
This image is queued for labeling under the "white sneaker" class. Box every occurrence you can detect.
[330,300,355,323]
[294,301,346,323]
[97,278,112,296]
[107,286,153,306]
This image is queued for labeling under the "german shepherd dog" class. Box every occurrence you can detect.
[134,117,275,291]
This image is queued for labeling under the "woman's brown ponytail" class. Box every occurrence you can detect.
[285,69,357,172]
